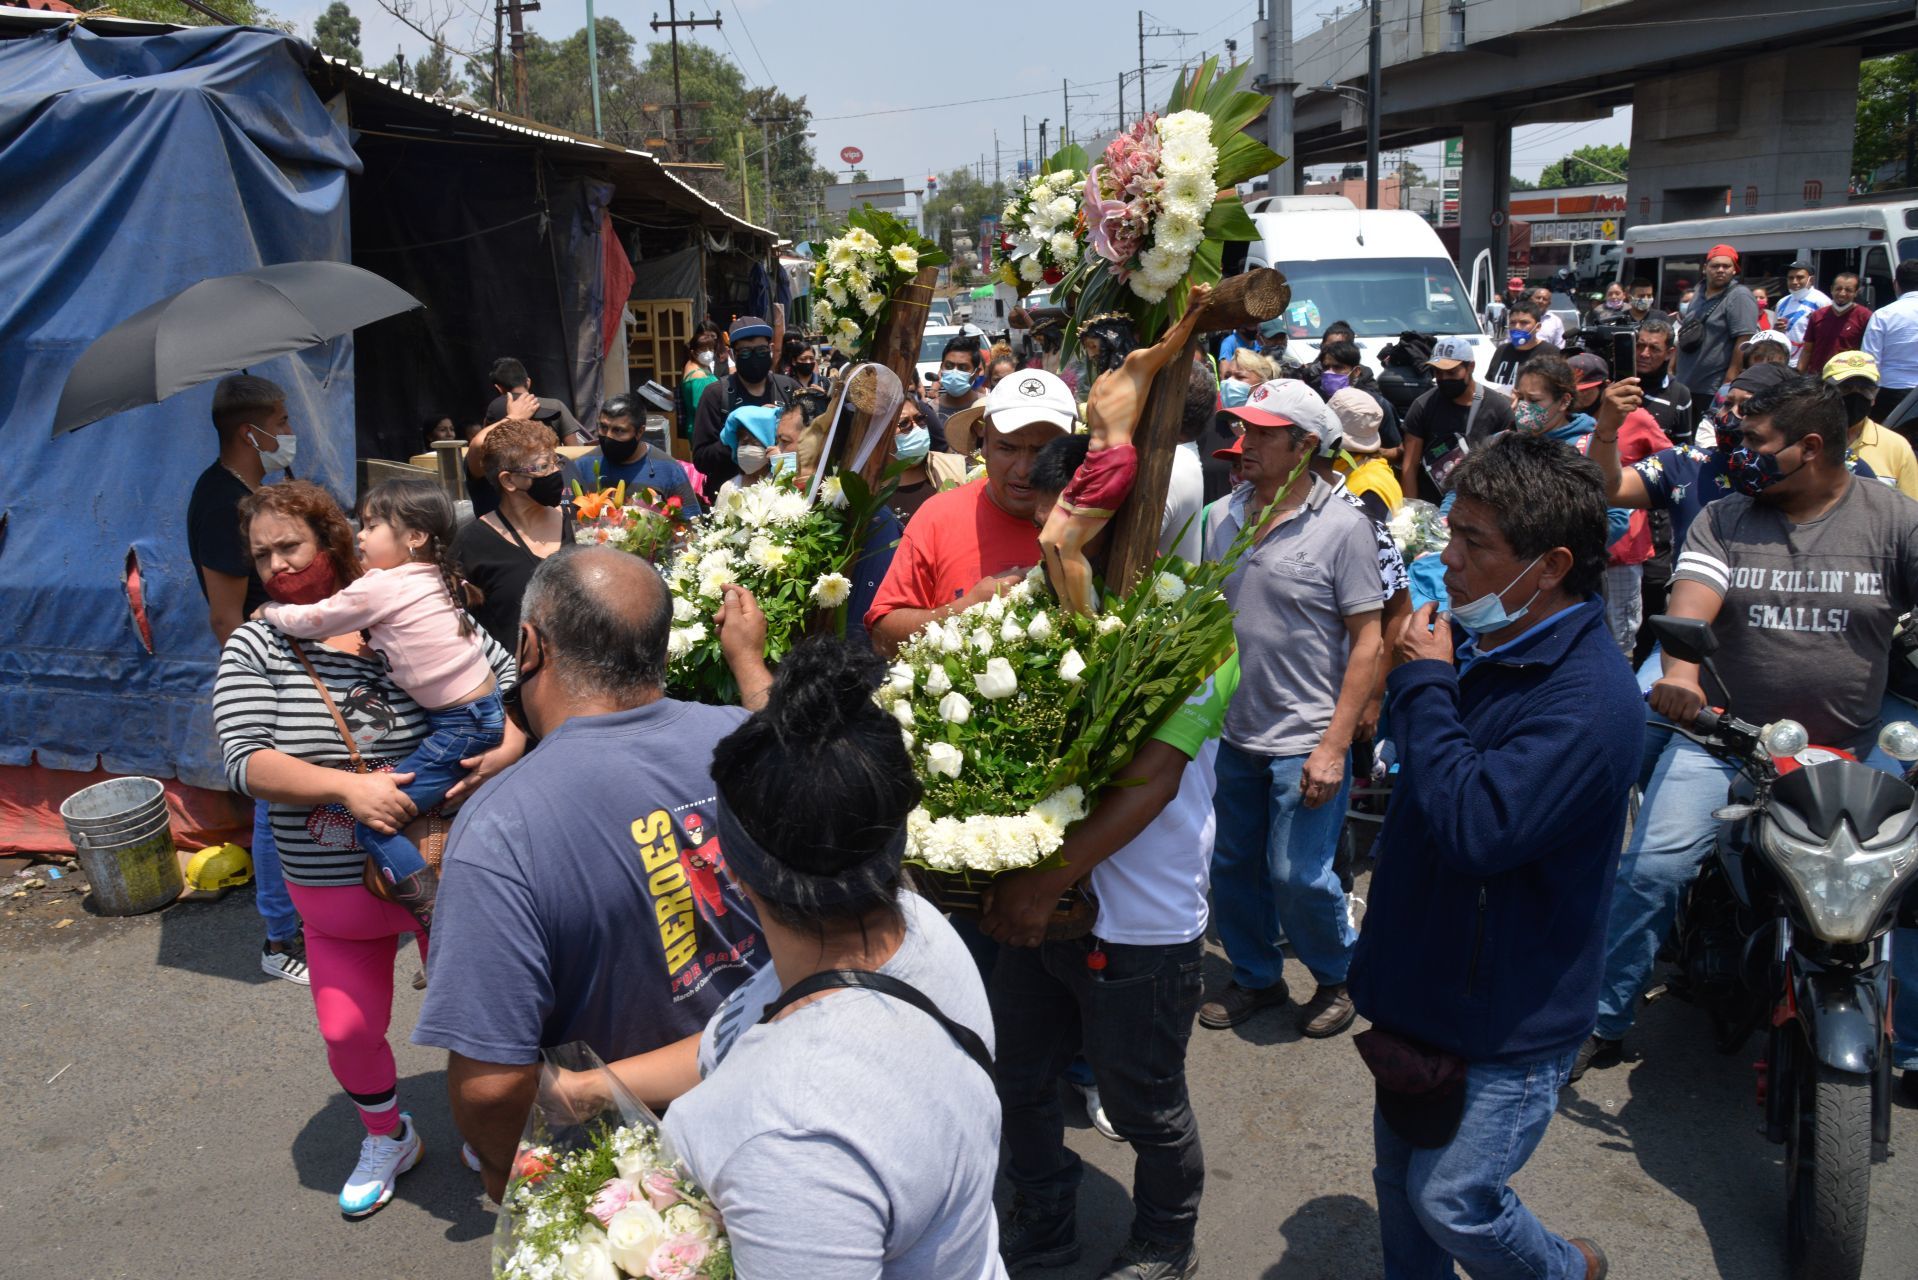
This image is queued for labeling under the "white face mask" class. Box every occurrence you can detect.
[697,350,716,370]
[735,440,769,474]
[1789,285,1810,299]
[250,425,297,472]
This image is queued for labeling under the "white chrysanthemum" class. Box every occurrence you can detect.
[925,664,952,696]
[843,226,881,254]
[825,279,849,308]
[1019,257,1045,283]
[814,298,836,327]
[1059,646,1087,683]
[844,267,871,295]
[1153,570,1188,603]
[1156,109,1211,141]
[1048,231,1077,260]
[819,475,848,509]
[826,238,857,270]
[746,536,787,572]
[969,626,995,655]
[861,290,887,315]
[1096,614,1126,634]
[770,491,811,525]
[836,316,861,343]
[671,595,696,623]
[1129,274,1171,303]
[925,741,964,778]
[1138,244,1183,279]
[975,656,1018,699]
[889,244,919,273]
[938,690,972,724]
[1026,611,1054,643]
[811,572,853,607]
[1154,209,1204,255]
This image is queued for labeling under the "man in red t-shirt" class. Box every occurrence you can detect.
[1796,273,1873,377]
[866,370,1078,655]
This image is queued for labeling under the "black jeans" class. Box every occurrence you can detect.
[991,934,1207,1247]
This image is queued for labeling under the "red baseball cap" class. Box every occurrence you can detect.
[1507,276,1524,290]
[1224,379,1337,438]
[1706,243,1739,266]
[1567,352,1609,391]
[1211,435,1244,460]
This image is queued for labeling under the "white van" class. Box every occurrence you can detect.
[1623,200,1918,312]
[1241,196,1491,374]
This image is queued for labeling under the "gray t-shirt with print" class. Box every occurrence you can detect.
[1673,476,1918,752]
[1206,475,1387,755]
[662,891,1008,1280]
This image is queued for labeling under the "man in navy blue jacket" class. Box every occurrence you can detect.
[1350,433,1642,1280]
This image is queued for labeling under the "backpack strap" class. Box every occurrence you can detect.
[757,967,993,1076]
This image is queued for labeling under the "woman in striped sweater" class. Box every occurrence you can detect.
[215,481,520,1218]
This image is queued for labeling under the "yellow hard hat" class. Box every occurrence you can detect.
[185,843,254,893]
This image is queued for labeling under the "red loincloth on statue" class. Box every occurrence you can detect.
[1057,442,1138,519]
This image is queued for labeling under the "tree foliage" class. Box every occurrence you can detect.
[1855,53,1918,187]
[1510,174,1538,191]
[313,0,361,62]
[923,165,1009,277]
[1536,144,1628,189]
[75,0,283,28]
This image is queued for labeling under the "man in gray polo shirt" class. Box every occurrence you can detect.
[1199,379,1386,1039]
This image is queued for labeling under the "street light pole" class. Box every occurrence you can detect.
[1365,0,1382,209]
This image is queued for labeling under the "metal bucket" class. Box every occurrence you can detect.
[58,777,183,916]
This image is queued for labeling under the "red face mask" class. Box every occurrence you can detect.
[263,554,340,605]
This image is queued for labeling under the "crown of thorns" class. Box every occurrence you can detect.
[1082,311,1133,329]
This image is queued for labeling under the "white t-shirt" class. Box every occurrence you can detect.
[1160,441,1205,564]
[1087,659,1237,945]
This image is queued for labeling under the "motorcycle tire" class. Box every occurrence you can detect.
[1786,1057,1872,1280]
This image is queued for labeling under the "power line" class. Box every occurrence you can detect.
[733,4,776,86]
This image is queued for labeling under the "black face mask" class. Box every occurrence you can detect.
[521,469,566,508]
[793,363,816,381]
[600,433,642,464]
[1435,376,1469,398]
[503,627,544,746]
[1843,392,1875,427]
[736,349,774,381]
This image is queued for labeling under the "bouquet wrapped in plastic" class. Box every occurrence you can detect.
[493,1043,731,1280]
[572,482,693,565]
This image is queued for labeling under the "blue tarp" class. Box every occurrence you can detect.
[0,25,361,787]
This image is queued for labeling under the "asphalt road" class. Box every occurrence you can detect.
[4,876,1917,1280]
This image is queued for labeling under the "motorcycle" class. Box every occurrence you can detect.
[1651,615,1918,1280]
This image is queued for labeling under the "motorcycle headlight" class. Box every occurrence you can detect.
[1760,720,1810,758]
[1880,720,1918,762]
[1760,816,1918,944]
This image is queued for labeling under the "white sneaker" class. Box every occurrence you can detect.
[1347,894,1366,932]
[261,940,310,986]
[1073,1081,1123,1142]
[461,1141,482,1172]
[339,1114,423,1218]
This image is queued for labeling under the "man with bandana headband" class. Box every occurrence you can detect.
[1577,372,1918,1081]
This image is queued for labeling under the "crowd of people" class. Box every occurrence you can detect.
[177,244,1918,1280]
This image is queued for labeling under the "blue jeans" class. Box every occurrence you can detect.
[993,935,1207,1247]
[1211,742,1356,988]
[251,799,301,944]
[1374,1048,1587,1279]
[354,692,504,883]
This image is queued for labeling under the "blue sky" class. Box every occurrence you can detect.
[275,0,1630,190]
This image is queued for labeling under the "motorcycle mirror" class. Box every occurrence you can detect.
[1649,614,1718,664]
[1879,720,1918,762]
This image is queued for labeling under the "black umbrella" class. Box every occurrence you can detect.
[51,261,423,436]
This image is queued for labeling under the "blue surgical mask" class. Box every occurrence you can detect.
[769,451,797,479]
[1449,554,1546,637]
[895,425,931,463]
[1221,378,1253,409]
[940,369,972,397]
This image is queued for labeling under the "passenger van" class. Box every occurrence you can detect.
[1622,200,1918,310]
[1239,196,1490,374]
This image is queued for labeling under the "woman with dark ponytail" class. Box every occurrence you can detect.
[583,638,1009,1278]
[260,478,517,934]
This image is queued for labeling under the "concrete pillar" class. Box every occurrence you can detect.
[1627,46,1858,225]
[1456,117,1511,282]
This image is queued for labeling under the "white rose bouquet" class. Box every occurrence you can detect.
[810,206,947,359]
[662,469,890,704]
[999,165,1085,289]
[494,1044,731,1280]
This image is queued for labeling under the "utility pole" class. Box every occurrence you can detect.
[1366,0,1382,210]
[1907,90,1916,189]
[651,1,722,156]
[993,128,1000,186]
[1038,118,1049,164]
[1062,79,1095,148]
[738,131,750,221]
[491,0,503,110]
[584,0,602,136]
[1023,115,1030,173]
[1258,0,1292,198]
[499,0,540,117]
[750,112,797,226]
[1138,11,1194,122]
[393,45,407,88]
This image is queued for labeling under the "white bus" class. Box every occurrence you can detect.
[1622,200,1918,311]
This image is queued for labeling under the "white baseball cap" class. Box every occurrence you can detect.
[1224,378,1339,452]
[1426,335,1474,370]
[1742,329,1791,354]
[946,368,1078,454]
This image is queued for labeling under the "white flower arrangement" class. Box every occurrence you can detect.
[810,208,945,358]
[999,166,1085,288]
[1389,498,1450,559]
